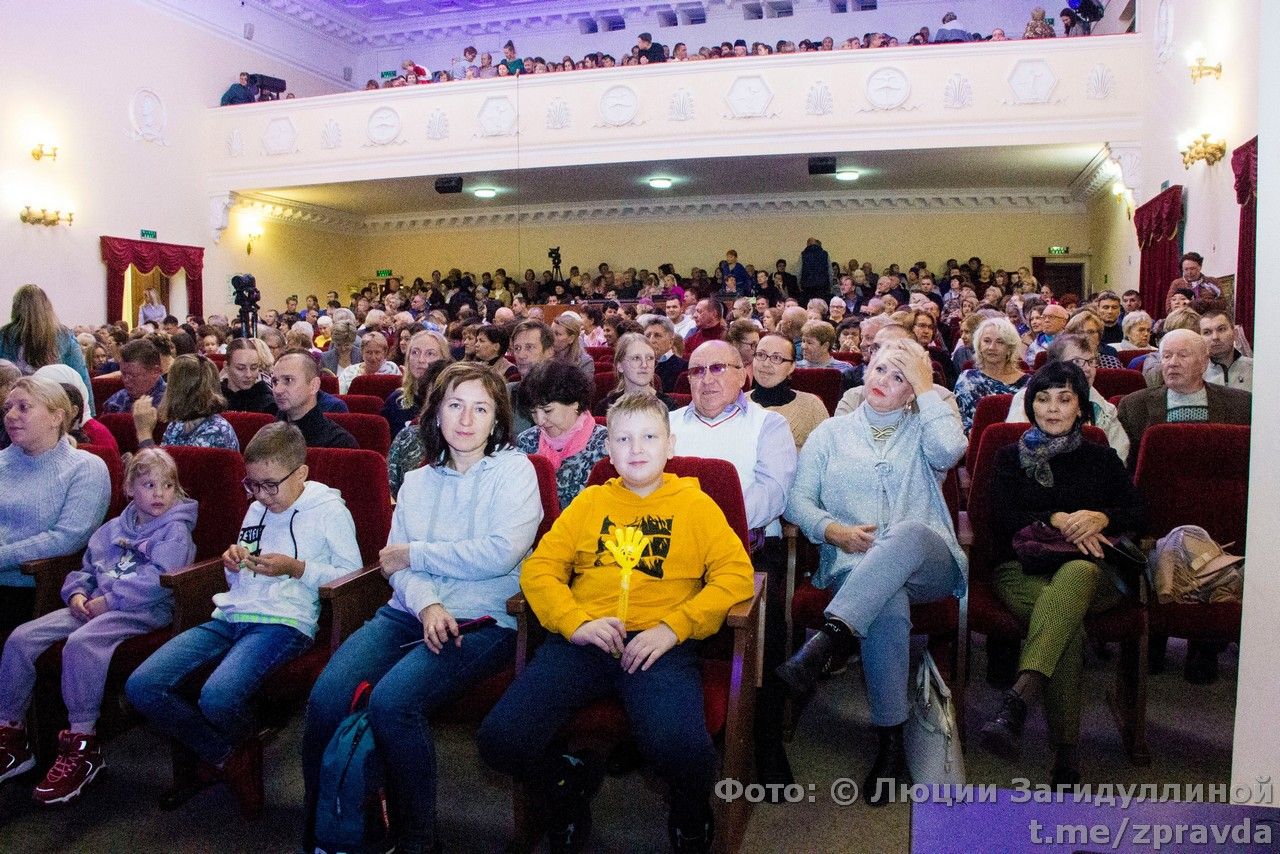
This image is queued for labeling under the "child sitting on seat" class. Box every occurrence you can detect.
[125,422,361,808]
[0,447,197,804]
[479,392,754,854]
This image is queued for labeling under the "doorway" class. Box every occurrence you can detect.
[125,266,169,327]
[1031,257,1086,301]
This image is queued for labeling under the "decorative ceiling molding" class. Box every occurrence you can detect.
[1069,147,1119,201]
[232,191,365,233]
[348,187,1085,234]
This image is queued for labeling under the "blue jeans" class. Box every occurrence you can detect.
[302,605,515,852]
[477,634,716,826]
[824,520,959,727]
[125,619,312,765]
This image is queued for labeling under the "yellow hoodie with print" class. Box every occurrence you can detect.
[521,473,754,642]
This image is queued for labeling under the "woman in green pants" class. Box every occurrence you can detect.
[979,361,1143,786]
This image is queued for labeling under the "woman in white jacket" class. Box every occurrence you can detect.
[126,422,362,807]
[302,362,542,854]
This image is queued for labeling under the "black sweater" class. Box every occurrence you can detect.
[991,440,1144,565]
[280,404,357,449]
[222,379,277,415]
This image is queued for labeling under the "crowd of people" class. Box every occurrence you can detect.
[0,226,1252,850]
[296,5,1104,91]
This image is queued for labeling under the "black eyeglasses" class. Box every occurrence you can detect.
[242,464,303,497]
[753,352,795,365]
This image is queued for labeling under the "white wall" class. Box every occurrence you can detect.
[360,0,1065,82]
[0,0,346,325]
[1232,0,1279,799]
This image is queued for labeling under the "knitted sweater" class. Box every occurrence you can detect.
[751,389,828,450]
[0,439,110,587]
[515,424,609,509]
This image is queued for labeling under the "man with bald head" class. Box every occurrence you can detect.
[1116,328,1251,467]
[668,340,798,789]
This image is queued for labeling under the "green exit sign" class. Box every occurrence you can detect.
[140,229,157,240]
[376,269,393,278]
[1048,246,1069,256]
[380,70,396,79]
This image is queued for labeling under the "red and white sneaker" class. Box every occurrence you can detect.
[33,730,104,805]
[0,724,36,784]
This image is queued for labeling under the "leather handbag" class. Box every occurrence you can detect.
[1012,521,1145,578]
[903,651,965,785]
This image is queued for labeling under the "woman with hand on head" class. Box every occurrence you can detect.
[979,361,1142,786]
[593,333,678,415]
[303,363,541,854]
[780,338,966,805]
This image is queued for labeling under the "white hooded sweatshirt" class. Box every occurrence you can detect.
[212,481,362,637]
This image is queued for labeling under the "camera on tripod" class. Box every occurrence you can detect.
[232,273,260,338]
[548,246,561,266]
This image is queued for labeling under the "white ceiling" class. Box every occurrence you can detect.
[261,143,1107,216]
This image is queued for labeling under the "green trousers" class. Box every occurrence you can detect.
[993,560,1124,746]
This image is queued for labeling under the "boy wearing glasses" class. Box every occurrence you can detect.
[127,423,361,808]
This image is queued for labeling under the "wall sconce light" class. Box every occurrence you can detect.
[1189,57,1222,83]
[30,143,58,162]
[19,206,73,226]
[1111,181,1134,218]
[1180,133,1227,169]
[246,229,263,254]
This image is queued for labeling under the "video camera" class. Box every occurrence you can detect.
[232,273,260,338]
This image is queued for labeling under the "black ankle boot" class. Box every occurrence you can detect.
[546,752,600,854]
[668,806,714,854]
[863,724,909,807]
[979,690,1027,763]
[776,631,833,695]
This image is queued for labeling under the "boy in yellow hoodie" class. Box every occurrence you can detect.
[479,392,754,854]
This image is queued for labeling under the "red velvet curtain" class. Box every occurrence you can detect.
[1232,137,1258,342]
[1133,185,1184,319]
[100,236,204,324]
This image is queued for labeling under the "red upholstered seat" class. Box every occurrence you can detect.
[669,392,691,407]
[91,374,123,406]
[318,373,338,395]
[831,351,863,365]
[585,346,614,360]
[305,448,393,565]
[206,353,225,368]
[348,373,403,399]
[337,393,384,414]
[1033,350,1049,370]
[78,444,127,520]
[221,411,275,451]
[967,394,1013,474]
[791,367,843,416]
[964,421,1150,764]
[673,371,690,394]
[96,412,163,455]
[1094,368,1145,399]
[592,371,616,409]
[1134,424,1250,644]
[325,412,391,456]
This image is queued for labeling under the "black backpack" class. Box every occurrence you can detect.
[312,681,392,854]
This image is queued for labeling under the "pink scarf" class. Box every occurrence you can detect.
[537,410,597,469]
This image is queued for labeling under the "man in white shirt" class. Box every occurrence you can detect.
[667,297,695,339]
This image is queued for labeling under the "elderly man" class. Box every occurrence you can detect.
[645,316,687,394]
[1024,304,1069,363]
[1117,328,1250,684]
[507,319,554,436]
[669,341,797,789]
[272,350,357,449]
[1165,252,1221,310]
[1199,309,1252,391]
[1117,328,1251,464]
[684,299,727,353]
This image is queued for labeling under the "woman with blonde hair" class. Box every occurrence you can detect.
[550,311,595,377]
[953,317,1030,432]
[383,329,451,438]
[0,285,94,414]
[137,288,167,329]
[592,332,678,415]
[134,354,239,450]
[0,376,110,630]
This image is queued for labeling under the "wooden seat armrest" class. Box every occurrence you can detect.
[726,573,764,630]
[160,558,227,633]
[506,592,529,616]
[320,566,390,652]
[957,511,974,549]
[21,551,86,617]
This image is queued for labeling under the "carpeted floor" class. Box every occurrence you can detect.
[0,637,1235,853]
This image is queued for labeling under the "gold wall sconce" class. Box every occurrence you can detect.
[1188,56,1222,84]
[246,229,263,254]
[30,143,58,161]
[19,206,73,226]
[1180,133,1227,169]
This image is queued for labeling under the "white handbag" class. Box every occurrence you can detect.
[903,651,966,785]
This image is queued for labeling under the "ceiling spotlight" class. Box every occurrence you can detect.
[647,177,674,190]
[835,170,860,182]
[473,188,497,199]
